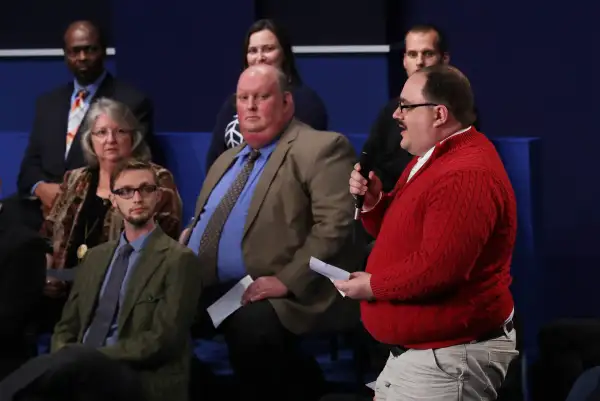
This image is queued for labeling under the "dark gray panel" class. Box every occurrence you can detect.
[0,1,112,49]
[256,0,388,45]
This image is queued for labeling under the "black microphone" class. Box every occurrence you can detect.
[354,151,373,220]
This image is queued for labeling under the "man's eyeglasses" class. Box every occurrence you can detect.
[398,103,438,113]
[112,184,159,199]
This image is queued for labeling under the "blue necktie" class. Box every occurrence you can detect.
[84,244,134,347]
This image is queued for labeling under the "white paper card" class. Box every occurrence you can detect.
[365,381,376,390]
[309,257,351,297]
[206,275,254,328]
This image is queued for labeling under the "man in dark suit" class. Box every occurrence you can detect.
[0,198,47,381]
[51,160,202,401]
[361,24,450,193]
[6,20,157,231]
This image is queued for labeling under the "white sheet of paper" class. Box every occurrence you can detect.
[365,381,376,390]
[309,257,351,297]
[206,275,254,328]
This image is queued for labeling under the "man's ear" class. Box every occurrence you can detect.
[283,91,293,105]
[442,52,451,64]
[432,104,450,128]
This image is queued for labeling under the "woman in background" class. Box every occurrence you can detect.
[205,18,328,171]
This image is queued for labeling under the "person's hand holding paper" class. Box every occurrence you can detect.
[333,271,374,300]
[309,257,351,297]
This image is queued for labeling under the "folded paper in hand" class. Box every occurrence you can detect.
[207,275,254,328]
[309,257,350,297]
[365,381,376,390]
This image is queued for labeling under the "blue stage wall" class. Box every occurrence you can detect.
[400,0,600,324]
[0,58,116,132]
[3,0,599,362]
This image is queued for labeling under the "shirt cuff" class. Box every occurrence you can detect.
[362,191,383,214]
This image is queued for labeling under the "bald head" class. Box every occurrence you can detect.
[64,21,104,48]
[63,20,105,85]
[236,64,294,149]
[239,64,289,94]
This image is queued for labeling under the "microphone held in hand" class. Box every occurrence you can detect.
[354,151,373,220]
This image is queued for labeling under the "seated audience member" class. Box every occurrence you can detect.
[0,199,46,381]
[48,160,202,401]
[181,64,360,401]
[39,98,181,330]
[205,18,328,171]
[340,65,518,400]
[4,20,157,232]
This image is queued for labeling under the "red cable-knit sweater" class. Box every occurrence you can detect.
[361,128,517,349]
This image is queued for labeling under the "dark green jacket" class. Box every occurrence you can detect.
[51,226,203,401]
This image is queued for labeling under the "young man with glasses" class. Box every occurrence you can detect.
[49,159,203,401]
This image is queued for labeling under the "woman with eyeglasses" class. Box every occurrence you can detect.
[38,97,182,327]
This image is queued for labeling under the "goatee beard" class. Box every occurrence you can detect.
[126,216,151,227]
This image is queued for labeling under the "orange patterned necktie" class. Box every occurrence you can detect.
[65,89,89,158]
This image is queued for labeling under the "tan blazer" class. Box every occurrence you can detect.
[51,227,203,401]
[188,119,361,335]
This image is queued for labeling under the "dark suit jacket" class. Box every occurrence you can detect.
[361,98,414,193]
[0,206,46,381]
[17,73,159,195]
[51,227,203,401]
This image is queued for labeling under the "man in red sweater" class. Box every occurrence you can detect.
[337,64,519,400]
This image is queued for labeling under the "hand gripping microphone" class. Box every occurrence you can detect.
[354,151,373,220]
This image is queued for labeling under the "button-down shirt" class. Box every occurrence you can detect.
[187,141,278,281]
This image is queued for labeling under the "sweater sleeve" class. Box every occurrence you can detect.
[206,96,235,172]
[370,170,500,301]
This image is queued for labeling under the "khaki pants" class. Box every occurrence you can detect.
[374,330,518,401]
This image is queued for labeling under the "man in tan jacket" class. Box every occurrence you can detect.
[182,64,361,401]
